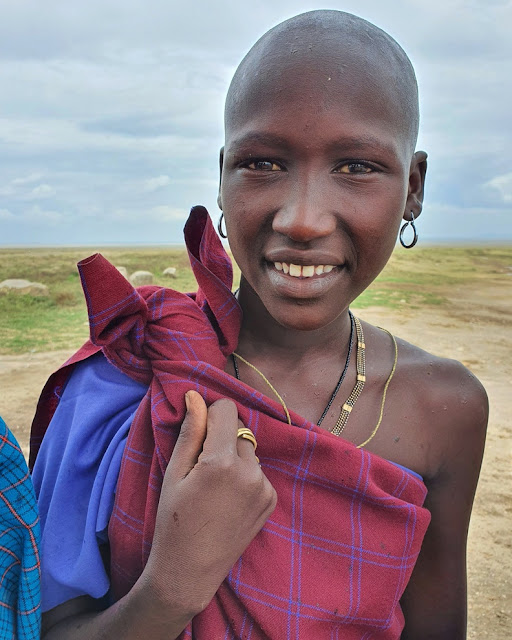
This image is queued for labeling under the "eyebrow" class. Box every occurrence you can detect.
[227,132,401,157]
[227,132,293,151]
[325,135,400,157]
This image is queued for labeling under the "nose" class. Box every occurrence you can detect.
[271,177,337,243]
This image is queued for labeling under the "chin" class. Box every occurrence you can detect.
[270,301,343,333]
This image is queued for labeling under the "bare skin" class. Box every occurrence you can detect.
[40,10,488,640]
[229,321,487,638]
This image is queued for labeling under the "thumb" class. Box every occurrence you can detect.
[165,390,208,481]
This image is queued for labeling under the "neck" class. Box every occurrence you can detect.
[235,278,352,363]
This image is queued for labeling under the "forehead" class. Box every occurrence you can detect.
[225,33,416,156]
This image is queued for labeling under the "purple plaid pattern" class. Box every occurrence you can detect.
[30,207,430,638]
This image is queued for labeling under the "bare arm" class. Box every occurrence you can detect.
[42,391,277,639]
[42,588,192,640]
[401,365,488,639]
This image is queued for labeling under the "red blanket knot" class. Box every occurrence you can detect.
[77,206,242,386]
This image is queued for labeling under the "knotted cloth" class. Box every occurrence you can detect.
[31,206,431,639]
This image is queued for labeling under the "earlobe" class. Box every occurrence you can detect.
[405,150,427,220]
[400,212,419,248]
[217,147,224,210]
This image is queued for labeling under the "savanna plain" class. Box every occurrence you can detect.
[0,244,511,638]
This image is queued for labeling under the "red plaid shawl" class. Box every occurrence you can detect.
[31,207,430,639]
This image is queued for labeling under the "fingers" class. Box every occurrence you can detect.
[201,399,259,465]
[168,394,259,481]
[236,420,259,463]
[166,390,208,481]
[201,398,240,457]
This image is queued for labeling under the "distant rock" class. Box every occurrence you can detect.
[0,279,49,297]
[163,267,177,278]
[115,266,129,279]
[130,271,153,286]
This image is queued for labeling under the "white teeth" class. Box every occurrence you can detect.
[273,262,336,277]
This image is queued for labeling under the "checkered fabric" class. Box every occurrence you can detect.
[31,206,430,639]
[0,418,41,639]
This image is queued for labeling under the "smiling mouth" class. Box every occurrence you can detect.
[273,261,336,278]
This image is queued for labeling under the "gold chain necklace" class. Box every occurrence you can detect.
[233,312,355,427]
[232,317,398,449]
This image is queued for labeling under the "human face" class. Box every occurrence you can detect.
[220,58,426,332]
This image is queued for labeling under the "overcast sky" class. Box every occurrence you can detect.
[0,0,511,245]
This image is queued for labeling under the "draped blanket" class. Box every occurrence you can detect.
[31,206,430,639]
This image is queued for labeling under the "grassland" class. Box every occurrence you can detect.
[1,245,511,355]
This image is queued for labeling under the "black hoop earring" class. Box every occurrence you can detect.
[399,212,418,249]
[217,213,228,239]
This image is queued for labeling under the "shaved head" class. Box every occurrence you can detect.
[225,10,420,152]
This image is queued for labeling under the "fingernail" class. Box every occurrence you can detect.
[185,391,190,411]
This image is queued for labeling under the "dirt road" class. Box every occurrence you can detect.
[1,282,511,638]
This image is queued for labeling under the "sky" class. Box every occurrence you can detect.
[0,0,511,246]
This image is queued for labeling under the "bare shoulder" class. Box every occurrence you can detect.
[395,335,488,413]
[391,333,489,479]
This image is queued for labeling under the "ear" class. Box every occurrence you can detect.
[404,150,427,220]
[217,146,224,210]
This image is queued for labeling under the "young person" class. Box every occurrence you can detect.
[31,10,488,639]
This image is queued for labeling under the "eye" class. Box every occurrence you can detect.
[334,162,373,174]
[245,160,282,171]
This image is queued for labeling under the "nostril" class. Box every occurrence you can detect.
[272,213,335,242]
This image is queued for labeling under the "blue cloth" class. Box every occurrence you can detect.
[32,353,147,612]
[33,353,422,613]
[0,417,41,639]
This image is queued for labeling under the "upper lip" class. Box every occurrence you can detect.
[265,249,343,266]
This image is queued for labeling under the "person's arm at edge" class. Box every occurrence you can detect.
[400,361,489,639]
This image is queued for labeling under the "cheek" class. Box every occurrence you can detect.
[355,220,402,290]
[222,198,257,271]
[221,182,271,255]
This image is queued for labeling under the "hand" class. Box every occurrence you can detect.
[141,391,277,616]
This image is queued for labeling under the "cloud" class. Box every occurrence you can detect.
[12,173,44,185]
[24,184,56,200]
[0,208,15,220]
[143,175,171,192]
[147,206,188,222]
[0,177,55,200]
[0,0,511,244]
[486,173,512,203]
[111,205,188,223]
[22,205,64,224]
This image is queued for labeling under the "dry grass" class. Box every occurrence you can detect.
[1,245,511,355]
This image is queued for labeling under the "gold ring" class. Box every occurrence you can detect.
[236,427,257,451]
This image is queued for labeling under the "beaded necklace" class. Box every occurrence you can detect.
[232,311,355,428]
[231,315,398,449]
